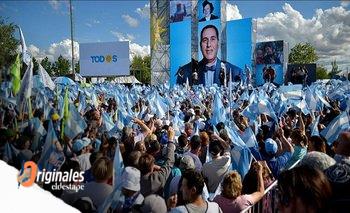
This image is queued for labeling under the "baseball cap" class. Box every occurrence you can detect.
[179,155,195,171]
[265,138,278,155]
[72,139,90,152]
[122,166,141,191]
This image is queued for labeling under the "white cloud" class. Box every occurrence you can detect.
[135,3,150,19]
[28,44,45,61]
[122,14,139,27]
[47,39,79,62]
[111,31,135,42]
[341,1,350,7]
[256,3,350,70]
[28,39,79,63]
[48,0,60,10]
[110,31,149,60]
[85,19,100,28]
[226,3,242,21]
[129,43,150,60]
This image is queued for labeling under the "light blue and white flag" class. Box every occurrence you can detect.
[310,115,320,137]
[321,111,350,145]
[230,145,252,179]
[18,26,31,65]
[211,92,226,125]
[64,104,87,139]
[17,60,33,114]
[241,127,258,148]
[38,64,55,91]
[99,141,125,213]
[102,111,115,132]
[37,120,63,171]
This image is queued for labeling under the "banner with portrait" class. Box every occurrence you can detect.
[197,0,221,22]
[170,0,192,23]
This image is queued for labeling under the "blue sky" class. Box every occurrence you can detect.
[1,0,349,70]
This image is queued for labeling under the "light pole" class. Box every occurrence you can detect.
[69,0,75,74]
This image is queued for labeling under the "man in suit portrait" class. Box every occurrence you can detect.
[199,0,219,22]
[176,25,243,86]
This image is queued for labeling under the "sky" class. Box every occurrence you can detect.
[1,0,349,71]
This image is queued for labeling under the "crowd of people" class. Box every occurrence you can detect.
[0,75,350,212]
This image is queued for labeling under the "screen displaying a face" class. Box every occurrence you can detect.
[198,20,221,62]
[197,0,220,22]
[286,64,316,86]
[255,41,284,65]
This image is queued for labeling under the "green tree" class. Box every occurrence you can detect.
[52,55,70,76]
[74,61,80,73]
[316,65,329,79]
[289,42,318,64]
[329,59,341,78]
[130,55,151,84]
[32,57,39,75]
[41,56,53,76]
[0,18,19,73]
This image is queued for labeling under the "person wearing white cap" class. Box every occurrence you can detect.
[114,167,144,212]
[71,138,92,171]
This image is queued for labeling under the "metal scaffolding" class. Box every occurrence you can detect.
[150,0,170,85]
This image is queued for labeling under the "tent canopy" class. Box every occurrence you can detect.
[112,75,141,84]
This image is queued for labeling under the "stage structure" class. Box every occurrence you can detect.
[150,0,170,85]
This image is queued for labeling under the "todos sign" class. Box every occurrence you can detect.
[80,41,130,77]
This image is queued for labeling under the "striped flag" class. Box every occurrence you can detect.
[310,115,320,137]
[18,26,31,65]
[38,64,55,91]
[321,111,350,145]
[241,127,258,148]
[211,91,226,125]
[99,141,124,212]
[102,111,115,132]
[38,120,61,171]
[17,60,33,114]
[64,104,86,139]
